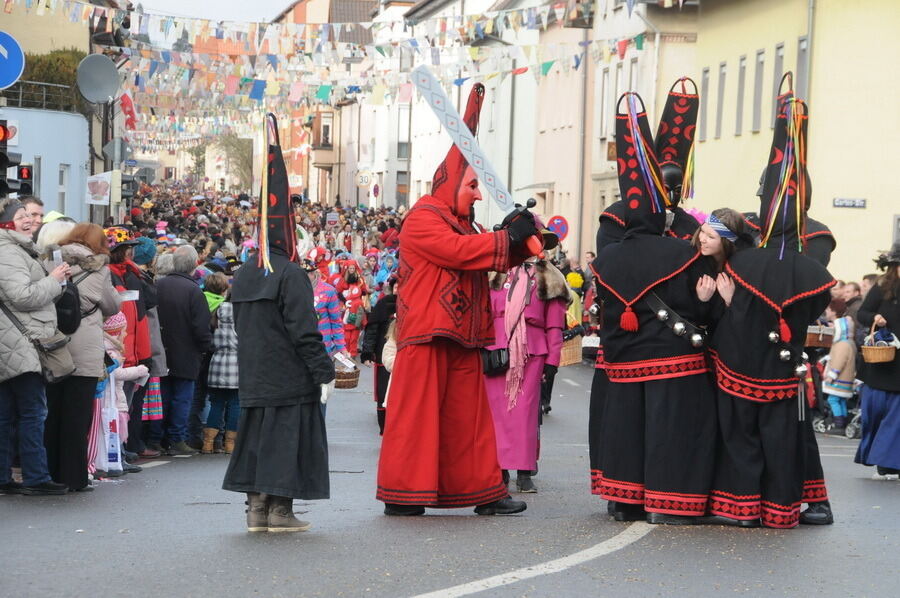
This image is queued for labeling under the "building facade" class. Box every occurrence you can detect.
[692,0,900,280]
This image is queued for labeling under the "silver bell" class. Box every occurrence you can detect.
[768,331,780,343]
[673,321,687,336]
[656,309,669,322]
[779,349,792,362]
[690,333,704,348]
[794,363,808,377]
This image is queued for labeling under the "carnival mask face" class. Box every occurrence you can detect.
[661,163,683,208]
[697,223,724,258]
[455,166,482,218]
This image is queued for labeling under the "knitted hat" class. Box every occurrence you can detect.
[132,235,157,266]
[0,198,24,229]
[103,312,127,333]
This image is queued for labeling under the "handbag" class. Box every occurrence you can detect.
[481,347,510,376]
[0,299,75,384]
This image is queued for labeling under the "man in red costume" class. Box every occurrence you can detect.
[376,84,541,516]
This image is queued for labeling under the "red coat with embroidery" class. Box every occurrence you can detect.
[396,195,523,350]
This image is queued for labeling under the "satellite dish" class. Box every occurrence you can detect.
[76,54,120,104]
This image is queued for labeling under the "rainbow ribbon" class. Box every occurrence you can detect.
[626,93,667,213]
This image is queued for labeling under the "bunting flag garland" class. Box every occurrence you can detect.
[4,0,668,150]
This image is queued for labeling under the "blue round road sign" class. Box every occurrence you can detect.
[0,31,26,91]
[547,215,569,242]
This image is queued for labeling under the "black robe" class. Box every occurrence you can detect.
[223,251,335,499]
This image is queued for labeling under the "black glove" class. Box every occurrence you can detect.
[506,210,538,245]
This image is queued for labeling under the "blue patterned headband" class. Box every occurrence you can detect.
[705,214,738,242]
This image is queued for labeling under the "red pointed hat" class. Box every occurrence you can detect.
[431,83,485,216]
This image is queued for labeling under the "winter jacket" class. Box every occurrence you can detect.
[109,261,152,366]
[208,302,238,389]
[0,229,64,383]
[822,317,857,399]
[857,281,900,392]
[139,268,168,378]
[230,251,335,407]
[104,340,149,411]
[156,272,213,380]
[46,243,121,378]
[361,293,396,363]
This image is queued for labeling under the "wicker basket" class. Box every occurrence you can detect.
[335,366,360,389]
[559,335,582,367]
[861,323,897,364]
[805,325,834,348]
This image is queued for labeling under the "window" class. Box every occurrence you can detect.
[399,47,413,72]
[752,49,765,132]
[320,112,333,147]
[397,104,410,159]
[771,43,785,128]
[33,156,41,197]
[58,164,69,214]
[599,68,609,137]
[715,62,726,139]
[735,56,747,135]
[894,214,900,245]
[796,37,809,99]
[396,171,409,206]
[699,67,710,142]
[614,62,624,105]
[628,57,638,92]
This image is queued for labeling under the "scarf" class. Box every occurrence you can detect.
[204,291,225,313]
[504,264,533,410]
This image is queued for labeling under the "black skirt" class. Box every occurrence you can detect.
[222,401,329,500]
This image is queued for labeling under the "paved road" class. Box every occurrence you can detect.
[2,363,898,597]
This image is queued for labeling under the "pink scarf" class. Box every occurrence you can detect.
[504,264,533,410]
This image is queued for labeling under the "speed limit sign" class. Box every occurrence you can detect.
[356,171,373,188]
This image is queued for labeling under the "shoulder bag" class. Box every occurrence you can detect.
[0,299,75,384]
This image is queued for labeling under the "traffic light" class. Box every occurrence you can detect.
[17,165,33,196]
[121,174,139,201]
[0,120,22,198]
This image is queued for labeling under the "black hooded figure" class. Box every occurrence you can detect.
[596,77,701,251]
[589,93,716,525]
[223,114,336,533]
[705,91,835,529]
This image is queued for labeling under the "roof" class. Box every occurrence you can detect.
[330,0,378,44]
[271,0,376,44]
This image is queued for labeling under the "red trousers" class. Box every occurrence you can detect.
[344,325,360,356]
[376,338,507,507]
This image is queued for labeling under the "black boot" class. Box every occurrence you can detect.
[611,502,644,522]
[474,497,527,515]
[825,416,847,435]
[516,471,537,493]
[698,515,761,528]
[647,512,697,525]
[800,500,834,525]
[384,503,426,516]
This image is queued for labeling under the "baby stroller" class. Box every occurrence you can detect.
[811,355,862,439]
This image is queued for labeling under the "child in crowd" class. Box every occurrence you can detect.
[102,313,149,449]
[204,274,240,454]
[822,316,857,434]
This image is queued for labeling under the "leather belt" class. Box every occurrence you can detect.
[644,292,707,347]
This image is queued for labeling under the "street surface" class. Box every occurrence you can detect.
[2,363,898,597]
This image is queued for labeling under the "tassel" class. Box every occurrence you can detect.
[779,317,792,343]
[620,306,639,332]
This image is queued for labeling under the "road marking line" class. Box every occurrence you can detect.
[562,378,579,387]
[138,460,171,469]
[410,522,654,598]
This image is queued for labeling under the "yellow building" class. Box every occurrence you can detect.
[693,0,900,281]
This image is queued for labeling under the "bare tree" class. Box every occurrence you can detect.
[213,134,254,191]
